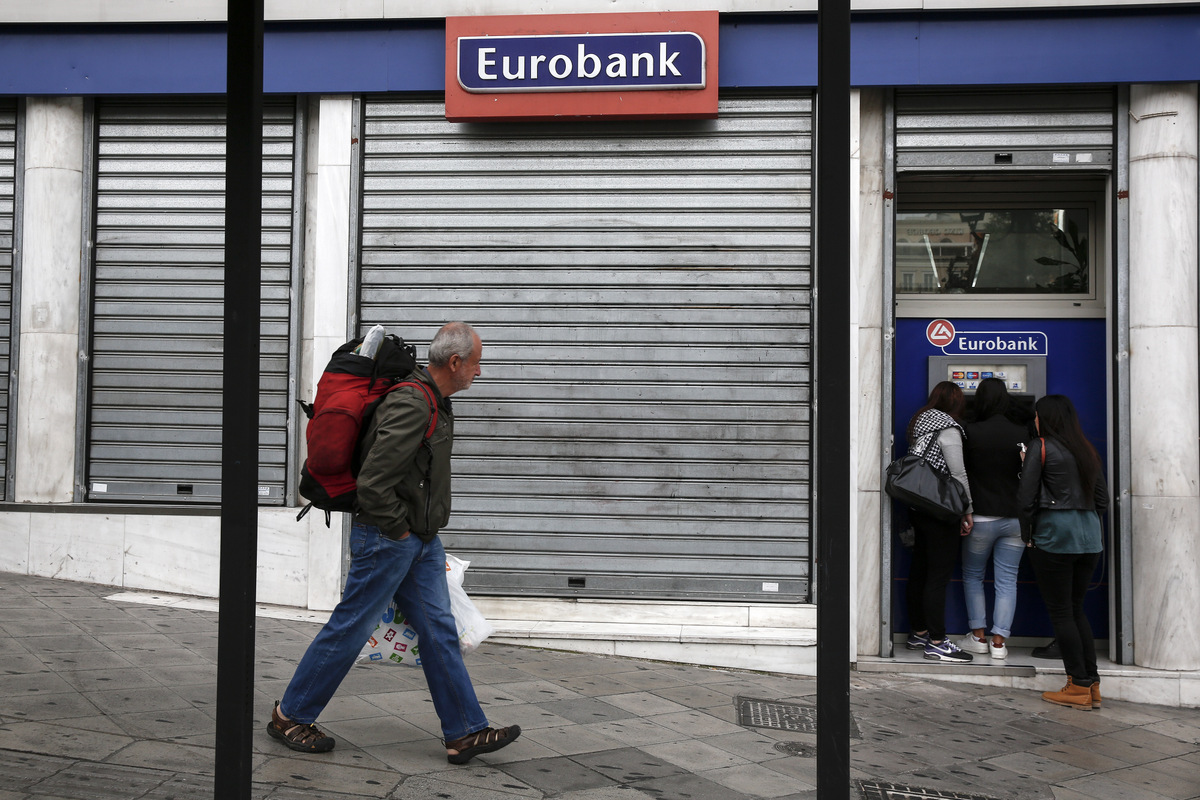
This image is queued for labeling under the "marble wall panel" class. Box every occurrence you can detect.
[22,97,84,171]
[1132,497,1200,670]
[27,513,124,586]
[1128,158,1198,329]
[122,515,220,596]
[856,490,881,656]
[1128,327,1200,497]
[0,512,32,573]
[305,513,345,610]
[256,509,311,607]
[15,332,81,502]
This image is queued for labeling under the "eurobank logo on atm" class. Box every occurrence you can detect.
[926,319,1049,356]
[445,11,719,121]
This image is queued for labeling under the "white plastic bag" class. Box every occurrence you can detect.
[358,553,493,666]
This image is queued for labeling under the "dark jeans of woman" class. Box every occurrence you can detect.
[906,509,961,642]
[1030,548,1101,686]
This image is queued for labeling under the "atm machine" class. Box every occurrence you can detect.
[927,354,1046,416]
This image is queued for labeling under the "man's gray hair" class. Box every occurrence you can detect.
[428,321,478,367]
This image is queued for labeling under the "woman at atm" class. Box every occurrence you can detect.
[904,381,974,664]
[957,378,1034,661]
[1018,394,1108,710]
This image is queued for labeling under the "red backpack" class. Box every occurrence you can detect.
[296,332,437,526]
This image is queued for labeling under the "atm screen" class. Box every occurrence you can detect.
[944,363,1028,394]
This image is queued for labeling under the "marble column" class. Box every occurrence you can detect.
[855,89,886,657]
[299,95,355,610]
[15,98,84,503]
[1128,83,1200,670]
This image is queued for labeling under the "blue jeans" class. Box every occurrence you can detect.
[280,523,489,742]
[960,517,1024,639]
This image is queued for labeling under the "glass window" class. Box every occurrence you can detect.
[895,208,1090,295]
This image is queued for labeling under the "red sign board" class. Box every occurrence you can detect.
[445,11,719,122]
[926,319,956,347]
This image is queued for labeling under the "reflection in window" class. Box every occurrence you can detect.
[895,209,1089,295]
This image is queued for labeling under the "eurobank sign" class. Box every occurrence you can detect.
[445,11,719,122]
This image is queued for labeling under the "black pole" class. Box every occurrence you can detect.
[215,1,264,798]
[815,0,852,797]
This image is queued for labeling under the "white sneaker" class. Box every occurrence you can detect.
[956,633,989,655]
[989,640,1007,659]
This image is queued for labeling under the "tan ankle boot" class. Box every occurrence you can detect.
[1042,679,1092,710]
[1090,681,1101,709]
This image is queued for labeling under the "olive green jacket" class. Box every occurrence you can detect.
[354,369,453,542]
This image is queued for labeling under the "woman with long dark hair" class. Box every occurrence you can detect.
[1018,394,1108,709]
[904,381,974,663]
[957,378,1034,660]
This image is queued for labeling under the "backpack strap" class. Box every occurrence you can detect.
[384,380,438,439]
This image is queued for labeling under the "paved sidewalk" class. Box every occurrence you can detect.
[2,573,1199,800]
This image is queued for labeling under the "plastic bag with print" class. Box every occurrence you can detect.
[357,553,493,666]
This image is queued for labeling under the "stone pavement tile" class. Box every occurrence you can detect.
[939,761,1056,800]
[704,761,816,798]
[108,643,210,668]
[581,718,687,747]
[551,673,648,698]
[252,754,403,797]
[553,788,658,800]
[645,708,745,738]
[311,693,394,724]
[1005,714,1097,745]
[0,651,52,673]
[106,705,215,740]
[0,748,75,790]
[4,670,77,695]
[0,719,133,760]
[1107,726,1199,758]
[501,755,618,793]
[471,681,532,708]
[55,665,163,693]
[650,683,738,710]
[850,740,928,776]
[652,665,743,686]
[871,734,983,770]
[322,713,432,748]
[536,697,640,725]
[518,657,640,681]
[628,772,754,800]
[34,648,134,671]
[573,746,690,783]
[465,663,542,685]
[390,772,541,799]
[1144,718,1200,745]
[0,617,83,639]
[1031,741,1135,773]
[1059,772,1175,800]
[359,687,438,718]
[699,729,794,763]
[104,739,223,775]
[983,751,1091,783]
[608,669,696,692]
[140,773,216,800]
[521,723,625,756]
[484,702,578,732]
[1107,763,1200,800]
[595,690,691,714]
[0,635,29,655]
[1049,787,1102,800]
[641,738,752,772]
[1141,755,1200,786]
[498,679,590,704]
[3,690,108,724]
[24,759,169,798]
[1068,732,1166,766]
[932,728,1033,760]
[83,684,195,716]
[73,617,161,637]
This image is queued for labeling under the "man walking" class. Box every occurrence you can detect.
[268,321,520,764]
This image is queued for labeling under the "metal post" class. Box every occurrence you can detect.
[215,1,264,797]
[816,0,852,797]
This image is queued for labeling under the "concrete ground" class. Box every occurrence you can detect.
[1,572,1198,800]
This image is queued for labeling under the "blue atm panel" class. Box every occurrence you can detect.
[893,317,1108,640]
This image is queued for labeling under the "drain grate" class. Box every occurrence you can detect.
[858,780,996,800]
[774,741,816,757]
[736,696,862,738]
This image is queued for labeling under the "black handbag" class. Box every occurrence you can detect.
[885,437,969,522]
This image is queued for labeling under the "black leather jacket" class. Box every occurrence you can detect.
[1017,436,1109,542]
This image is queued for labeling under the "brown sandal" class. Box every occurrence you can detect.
[445,724,521,764]
[267,701,336,753]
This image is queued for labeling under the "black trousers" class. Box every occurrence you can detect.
[906,509,960,642]
[1030,548,1101,686]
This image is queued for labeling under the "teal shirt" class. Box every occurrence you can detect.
[1034,508,1102,554]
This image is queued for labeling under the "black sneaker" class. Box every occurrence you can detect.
[924,639,973,662]
[1031,639,1060,660]
[905,632,930,650]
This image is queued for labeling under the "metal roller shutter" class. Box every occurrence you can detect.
[358,92,812,602]
[0,100,15,500]
[895,87,1114,171]
[86,98,298,504]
